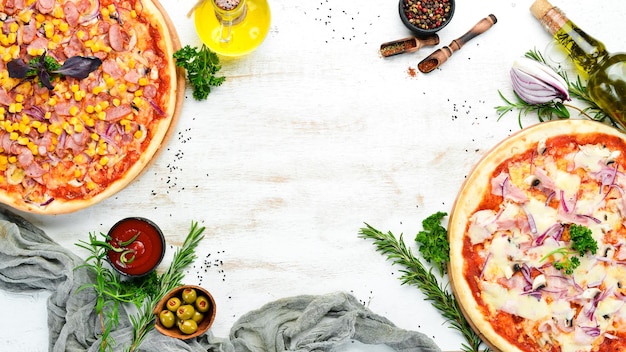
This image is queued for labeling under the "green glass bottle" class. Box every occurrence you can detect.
[530,0,626,128]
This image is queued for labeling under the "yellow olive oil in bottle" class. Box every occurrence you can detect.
[530,0,626,127]
[194,0,271,57]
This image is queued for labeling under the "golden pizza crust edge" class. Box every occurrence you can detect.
[448,119,625,351]
[5,0,182,215]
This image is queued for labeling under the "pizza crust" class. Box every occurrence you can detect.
[69,0,184,214]
[448,119,626,352]
[0,0,183,214]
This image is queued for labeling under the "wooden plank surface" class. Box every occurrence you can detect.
[2,0,625,350]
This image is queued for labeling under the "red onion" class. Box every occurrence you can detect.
[146,98,166,116]
[522,205,538,234]
[581,326,601,337]
[79,0,101,24]
[510,57,570,105]
[560,190,570,213]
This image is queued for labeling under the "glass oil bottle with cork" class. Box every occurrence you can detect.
[530,0,626,127]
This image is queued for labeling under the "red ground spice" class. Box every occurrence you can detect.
[407,66,417,77]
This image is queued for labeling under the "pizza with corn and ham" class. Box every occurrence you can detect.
[0,0,180,214]
[449,119,626,352]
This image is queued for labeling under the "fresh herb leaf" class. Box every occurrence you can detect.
[542,247,581,275]
[565,73,611,122]
[173,44,225,100]
[75,232,146,352]
[74,222,205,352]
[359,223,489,352]
[8,52,101,89]
[540,224,596,275]
[496,48,612,127]
[495,90,570,128]
[31,54,62,73]
[119,271,160,302]
[415,211,449,275]
[6,58,31,78]
[569,224,597,256]
[553,255,580,275]
[54,56,103,79]
[125,221,205,352]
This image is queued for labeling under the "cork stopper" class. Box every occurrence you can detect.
[529,0,566,35]
[530,0,553,20]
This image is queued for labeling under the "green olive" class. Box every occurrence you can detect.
[166,297,181,312]
[195,296,210,313]
[182,288,197,304]
[179,319,198,335]
[159,310,175,328]
[191,310,204,324]
[176,304,195,320]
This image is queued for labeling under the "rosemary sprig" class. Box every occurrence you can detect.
[561,72,612,123]
[76,232,154,352]
[75,221,205,352]
[125,221,205,352]
[496,90,570,128]
[359,224,488,352]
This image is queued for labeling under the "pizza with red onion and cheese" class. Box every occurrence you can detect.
[0,0,180,214]
[449,119,626,352]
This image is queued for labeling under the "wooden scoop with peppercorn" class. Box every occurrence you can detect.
[418,14,498,73]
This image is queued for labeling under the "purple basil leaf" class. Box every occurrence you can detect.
[38,70,54,90]
[54,56,102,79]
[7,59,31,79]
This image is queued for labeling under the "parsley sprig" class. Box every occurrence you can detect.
[540,224,597,275]
[359,215,489,352]
[173,44,225,100]
[414,211,449,276]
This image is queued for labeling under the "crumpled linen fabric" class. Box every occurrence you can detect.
[228,293,442,352]
[0,208,441,352]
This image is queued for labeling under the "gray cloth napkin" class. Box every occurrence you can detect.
[0,208,441,352]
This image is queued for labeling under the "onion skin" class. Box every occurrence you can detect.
[510,57,570,105]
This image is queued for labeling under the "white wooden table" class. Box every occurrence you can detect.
[2,0,624,351]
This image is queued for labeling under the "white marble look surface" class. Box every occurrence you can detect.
[1,0,625,351]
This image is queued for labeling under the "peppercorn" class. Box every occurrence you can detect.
[402,0,451,30]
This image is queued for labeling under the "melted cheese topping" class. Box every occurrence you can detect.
[468,141,626,351]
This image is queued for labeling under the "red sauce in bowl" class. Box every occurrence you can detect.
[106,217,165,277]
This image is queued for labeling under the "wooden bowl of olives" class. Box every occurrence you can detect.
[154,285,216,339]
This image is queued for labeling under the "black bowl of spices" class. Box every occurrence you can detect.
[399,0,455,37]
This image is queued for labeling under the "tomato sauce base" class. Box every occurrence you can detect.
[107,217,164,276]
[462,133,626,351]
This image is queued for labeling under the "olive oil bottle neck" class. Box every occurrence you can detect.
[531,0,609,75]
